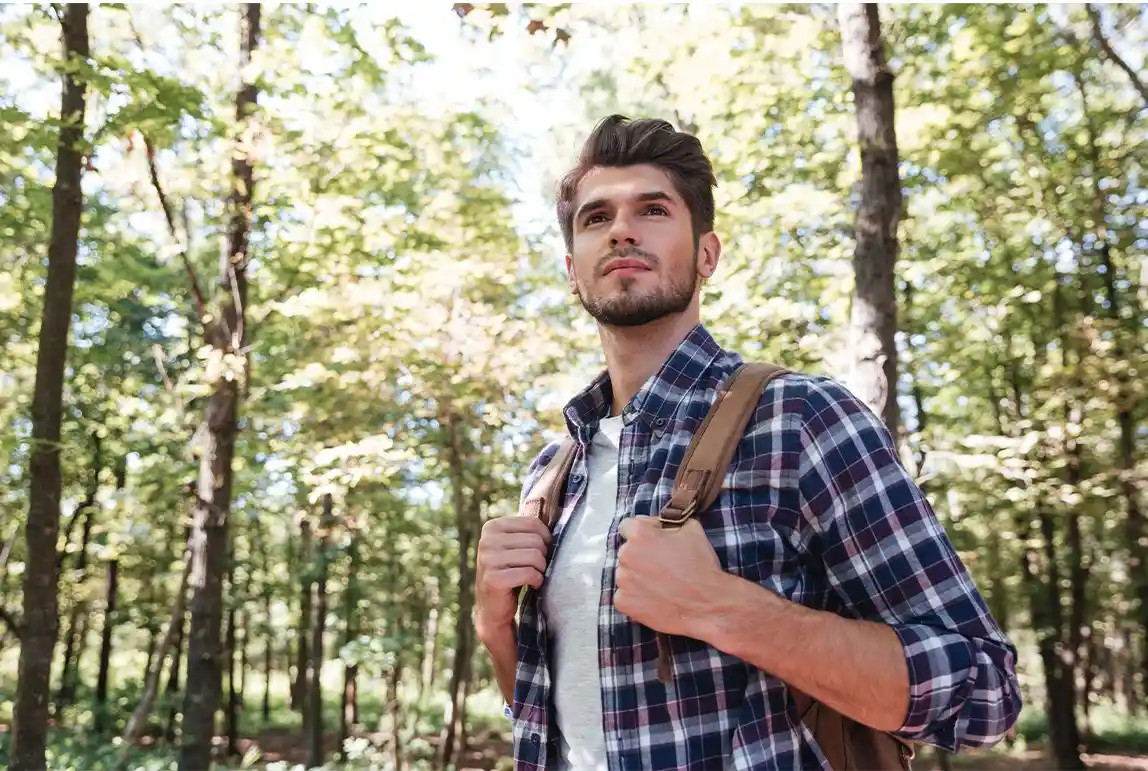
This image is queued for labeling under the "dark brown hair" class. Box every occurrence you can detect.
[556,114,717,252]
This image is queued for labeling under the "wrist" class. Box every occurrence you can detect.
[698,571,791,657]
[475,612,516,649]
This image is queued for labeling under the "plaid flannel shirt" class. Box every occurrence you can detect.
[510,324,1021,770]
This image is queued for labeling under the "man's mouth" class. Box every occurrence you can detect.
[603,258,651,275]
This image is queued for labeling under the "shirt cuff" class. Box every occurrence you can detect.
[891,623,976,742]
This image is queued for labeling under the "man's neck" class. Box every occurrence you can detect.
[598,312,701,417]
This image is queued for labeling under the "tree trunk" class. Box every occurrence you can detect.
[177,6,260,769]
[838,2,901,435]
[238,610,248,710]
[1123,626,1139,717]
[263,621,273,724]
[225,532,240,759]
[293,516,314,712]
[11,6,90,768]
[307,494,334,770]
[165,604,187,743]
[143,621,161,688]
[1058,272,1091,729]
[54,431,102,717]
[340,522,360,754]
[93,559,118,734]
[1099,241,1146,711]
[420,595,440,705]
[225,602,239,758]
[390,652,405,771]
[55,612,87,717]
[56,503,96,713]
[438,413,476,770]
[259,518,273,723]
[120,555,192,759]
[1039,507,1085,770]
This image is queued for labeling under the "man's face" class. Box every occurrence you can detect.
[565,164,719,328]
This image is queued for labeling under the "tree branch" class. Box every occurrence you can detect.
[0,605,22,641]
[126,17,209,321]
[143,134,208,320]
[1086,4,1148,108]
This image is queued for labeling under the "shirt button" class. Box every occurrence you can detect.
[655,417,667,426]
[530,733,541,745]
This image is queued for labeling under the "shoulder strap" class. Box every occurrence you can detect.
[652,362,788,682]
[520,438,577,529]
[659,362,789,528]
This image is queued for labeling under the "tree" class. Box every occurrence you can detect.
[10,5,90,769]
[178,5,262,769]
[838,2,902,434]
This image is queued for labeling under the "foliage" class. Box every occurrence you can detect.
[1,2,1146,769]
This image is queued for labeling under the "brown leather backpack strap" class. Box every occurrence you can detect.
[520,438,577,529]
[517,439,577,616]
[654,363,789,682]
[659,363,789,528]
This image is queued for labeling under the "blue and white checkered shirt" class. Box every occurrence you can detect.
[509,324,1021,770]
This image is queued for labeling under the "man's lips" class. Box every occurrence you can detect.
[603,258,651,275]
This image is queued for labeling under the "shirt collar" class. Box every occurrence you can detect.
[562,323,727,438]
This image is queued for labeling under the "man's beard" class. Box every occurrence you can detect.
[577,249,698,328]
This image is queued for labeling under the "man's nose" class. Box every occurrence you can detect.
[608,213,640,248]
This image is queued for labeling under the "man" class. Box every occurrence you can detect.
[475,115,1021,770]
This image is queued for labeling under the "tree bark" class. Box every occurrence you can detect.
[420,594,440,705]
[260,521,273,723]
[56,504,95,712]
[438,413,476,770]
[225,537,240,758]
[307,494,334,770]
[390,646,405,771]
[11,6,90,768]
[93,559,118,734]
[177,6,260,769]
[54,431,102,717]
[165,605,186,743]
[1077,64,1146,709]
[838,2,901,435]
[340,521,360,754]
[225,605,239,757]
[293,515,314,712]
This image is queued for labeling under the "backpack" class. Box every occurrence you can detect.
[520,362,915,770]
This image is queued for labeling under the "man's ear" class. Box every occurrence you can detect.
[566,254,579,295]
[697,232,721,279]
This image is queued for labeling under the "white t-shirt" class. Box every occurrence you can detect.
[540,414,624,771]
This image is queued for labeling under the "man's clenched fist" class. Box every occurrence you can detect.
[615,516,729,640]
[475,515,552,640]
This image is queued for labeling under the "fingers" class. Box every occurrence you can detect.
[482,514,553,545]
[486,547,547,575]
[485,566,545,591]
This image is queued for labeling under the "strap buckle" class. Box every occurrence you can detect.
[658,499,697,528]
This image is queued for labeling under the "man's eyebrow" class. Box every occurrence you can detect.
[574,198,607,224]
[574,191,676,225]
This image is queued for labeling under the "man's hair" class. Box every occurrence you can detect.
[556,114,717,252]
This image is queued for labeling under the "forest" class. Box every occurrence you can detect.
[0,2,1146,770]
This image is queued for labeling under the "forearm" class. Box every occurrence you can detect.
[478,622,519,708]
[700,572,909,733]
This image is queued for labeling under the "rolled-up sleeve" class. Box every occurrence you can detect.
[795,376,1022,752]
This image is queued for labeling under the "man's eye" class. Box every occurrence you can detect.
[585,213,607,225]
[646,205,668,216]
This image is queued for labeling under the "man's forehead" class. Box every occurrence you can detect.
[574,164,680,206]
